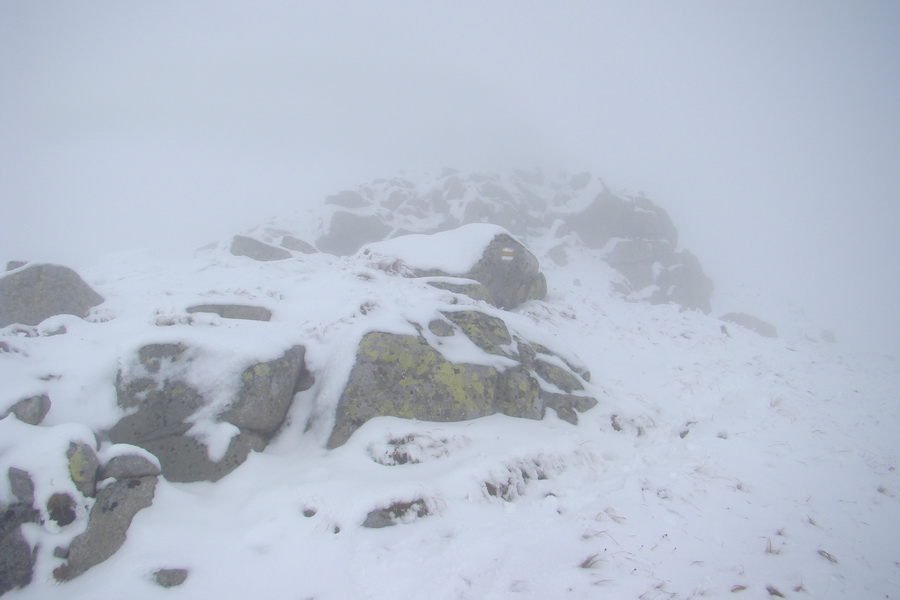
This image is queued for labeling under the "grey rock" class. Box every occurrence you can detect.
[328,310,595,447]
[186,304,272,322]
[59,476,157,581]
[279,235,317,254]
[2,395,51,425]
[0,502,40,595]
[0,263,104,327]
[426,280,494,304]
[5,261,27,272]
[362,499,430,528]
[66,441,100,498]
[7,468,34,505]
[229,235,292,261]
[316,211,392,256]
[135,432,266,483]
[102,454,161,480]
[111,343,309,482]
[567,190,678,250]
[220,345,311,437]
[46,492,77,526]
[721,312,778,338]
[412,231,546,310]
[154,568,189,588]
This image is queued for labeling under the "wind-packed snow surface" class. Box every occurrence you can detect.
[2,206,899,600]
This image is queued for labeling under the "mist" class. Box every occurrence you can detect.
[2,1,899,355]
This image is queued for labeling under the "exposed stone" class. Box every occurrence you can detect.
[67,442,100,498]
[317,211,393,256]
[229,235,292,261]
[426,280,493,304]
[0,502,40,595]
[362,499,430,528]
[567,190,678,250]
[220,345,312,437]
[59,476,157,581]
[135,432,266,483]
[2,395,51,425]
[328,332,503,448]
[279,235,317,254]
[111,343,310,482]
[7,468,34,505]
[186,304,272,322]
[328,312,595,447]
[459,233,546,309]
[0,264,104,327]
[153,568,189,588]
[721,312,778,338]
[102,454,161,480]
[46,493,77,526]
[5,261,27,272]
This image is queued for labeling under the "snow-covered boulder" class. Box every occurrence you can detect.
[361,224,547,309]
[0,264,104,327]
[327,308,596,448]
[109,343,312,482]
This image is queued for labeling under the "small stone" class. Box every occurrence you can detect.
[46,493,77,526]
[7,467,35,505]
[67,442,100,497]
[153,568,189,588]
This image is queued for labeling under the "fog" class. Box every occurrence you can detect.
[2,1,899,355]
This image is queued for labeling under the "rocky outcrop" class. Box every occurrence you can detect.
[303,170,713,312]
[109,343,312,482]
[565,192,712,313]
[0,264,104,327]
[327,308,596,448]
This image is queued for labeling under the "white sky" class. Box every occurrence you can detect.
[1,1,899,354]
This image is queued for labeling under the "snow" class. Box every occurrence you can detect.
[2,215,899,600]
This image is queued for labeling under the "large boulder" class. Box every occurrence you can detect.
[109,343,311,482]
[229,235,292,261]
[0,264,104,327]
[327,308,596,448]
[362,224,547,309]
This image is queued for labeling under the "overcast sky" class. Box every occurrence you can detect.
[2,1,899,354]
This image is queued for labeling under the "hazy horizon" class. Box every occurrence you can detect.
[2,1,899,355]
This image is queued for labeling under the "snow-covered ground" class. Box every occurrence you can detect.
[2,226,899,599]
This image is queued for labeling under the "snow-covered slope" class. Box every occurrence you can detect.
[1,173,898,599]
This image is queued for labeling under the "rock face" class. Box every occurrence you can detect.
[302,170,712,312]
[0,264,104,327]
[109,343,312,482]
[327,308,596,448]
